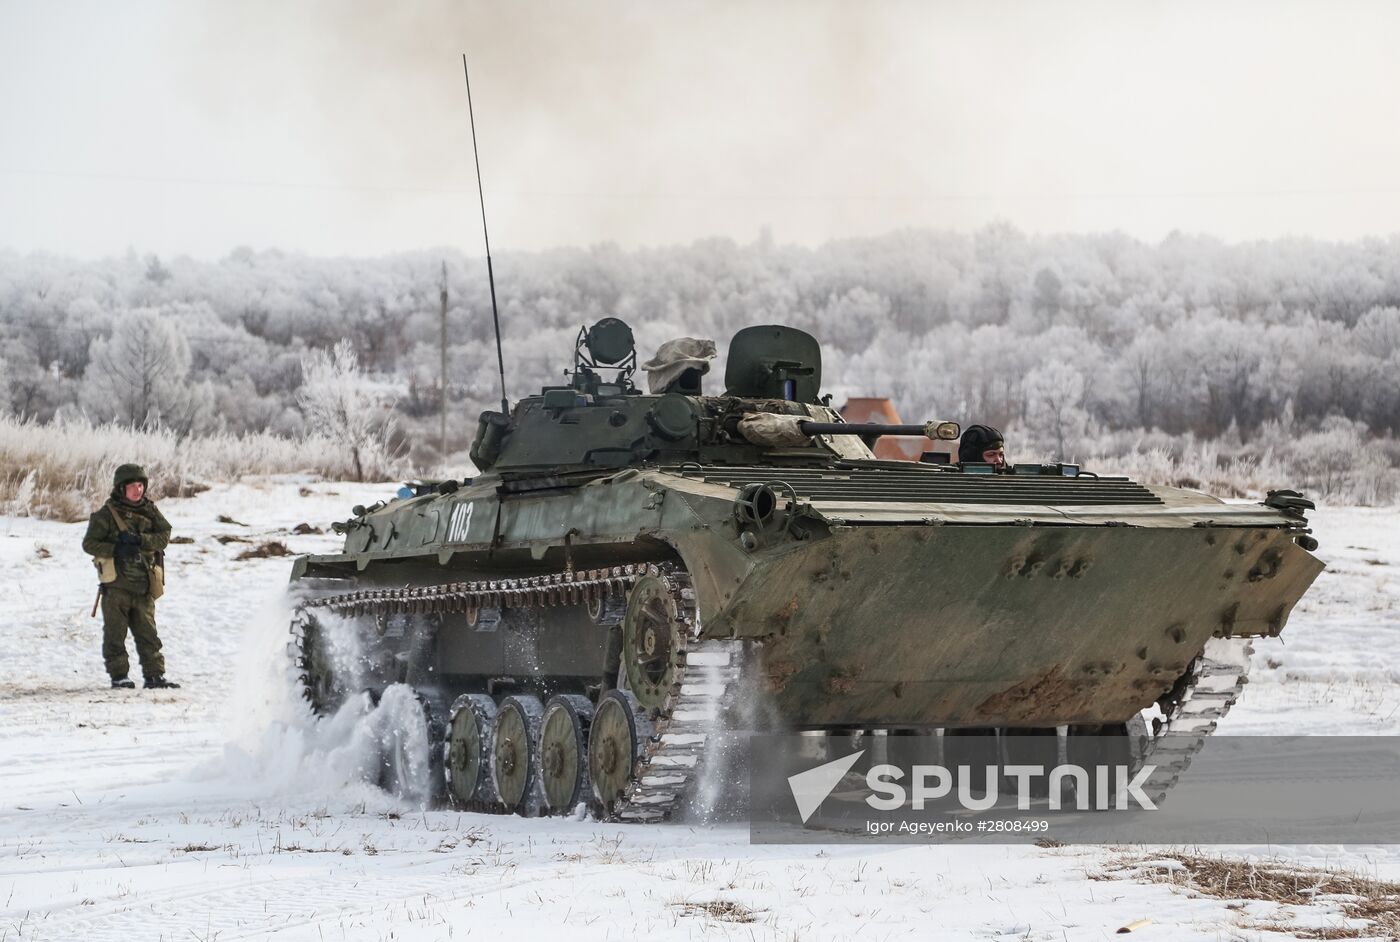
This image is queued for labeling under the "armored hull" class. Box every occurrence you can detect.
[289,321,1322,821]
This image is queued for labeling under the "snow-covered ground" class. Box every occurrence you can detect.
[1,480,1397,941]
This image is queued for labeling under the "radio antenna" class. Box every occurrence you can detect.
[462,53,509,414]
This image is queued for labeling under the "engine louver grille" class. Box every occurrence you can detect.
[672,465,1163,506]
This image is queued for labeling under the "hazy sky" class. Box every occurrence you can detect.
[2,0,1399,259]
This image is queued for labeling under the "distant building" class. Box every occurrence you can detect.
[839,397,949,462]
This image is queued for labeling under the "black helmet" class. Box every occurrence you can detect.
[958,425,1004,464]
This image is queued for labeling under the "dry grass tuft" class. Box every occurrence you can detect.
[1101,852,1400,940]
[235,541,292,560]
[673,900,759,923]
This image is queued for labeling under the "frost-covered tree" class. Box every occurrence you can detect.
[1025,361,1091,462]
[1355,306,1400,359]
[821,288,891,352]
[81,309,211,433]
[1119,329,1163,429]
[1032,266,1062,320]
[297,339,397,481]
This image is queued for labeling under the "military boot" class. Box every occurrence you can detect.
[111,676,136,689]
[144,675,181,689]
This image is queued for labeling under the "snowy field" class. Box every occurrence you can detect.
[1,479,1397,941]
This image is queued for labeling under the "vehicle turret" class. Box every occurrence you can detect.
[469,319,960,473]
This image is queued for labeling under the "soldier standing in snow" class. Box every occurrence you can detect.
[82,464,180,690]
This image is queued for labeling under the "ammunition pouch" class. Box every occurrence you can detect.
[149,552,165,600]
[94,556,117,585]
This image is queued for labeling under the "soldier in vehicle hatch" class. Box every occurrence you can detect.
[82,464,180,690]
[957,424,1006,470]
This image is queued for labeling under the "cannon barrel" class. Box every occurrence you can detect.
[799,420,961,441]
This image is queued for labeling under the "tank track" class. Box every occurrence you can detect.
[288,562,742,823]
[1132,637,1254,805]
[292,564,654,619]
[609,567,743,823]
[287,564,657,722]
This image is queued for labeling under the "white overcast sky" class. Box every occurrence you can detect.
[2,0,1398,259]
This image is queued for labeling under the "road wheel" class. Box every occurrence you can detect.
[492,695,545,815]
[444,693,498,806]
[588,689,652,815]
[539,695,594,814]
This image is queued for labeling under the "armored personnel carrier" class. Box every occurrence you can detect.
[288,319,1323,821]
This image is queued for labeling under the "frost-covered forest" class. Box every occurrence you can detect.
[3,224,1399,510]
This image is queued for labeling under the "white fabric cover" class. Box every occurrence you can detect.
[641,338,717,394]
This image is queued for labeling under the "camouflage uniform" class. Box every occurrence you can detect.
[81,464,172,682]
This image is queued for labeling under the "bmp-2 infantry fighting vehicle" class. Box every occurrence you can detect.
[288,319,1323,821]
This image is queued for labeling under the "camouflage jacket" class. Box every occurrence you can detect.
[81,498,171,595]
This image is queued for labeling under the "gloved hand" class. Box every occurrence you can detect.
[114,531,141,560]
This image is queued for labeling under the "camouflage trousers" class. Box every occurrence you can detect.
[100,586,164,680]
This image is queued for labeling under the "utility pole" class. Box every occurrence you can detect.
[439,260,449,462]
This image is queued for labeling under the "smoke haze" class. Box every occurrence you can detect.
[3,0,1400,257]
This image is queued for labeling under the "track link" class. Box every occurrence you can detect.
[1134,637,1254,804]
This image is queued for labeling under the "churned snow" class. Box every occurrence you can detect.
[1,479,1397,940]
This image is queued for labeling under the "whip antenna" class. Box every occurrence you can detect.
[462,53,509,414]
